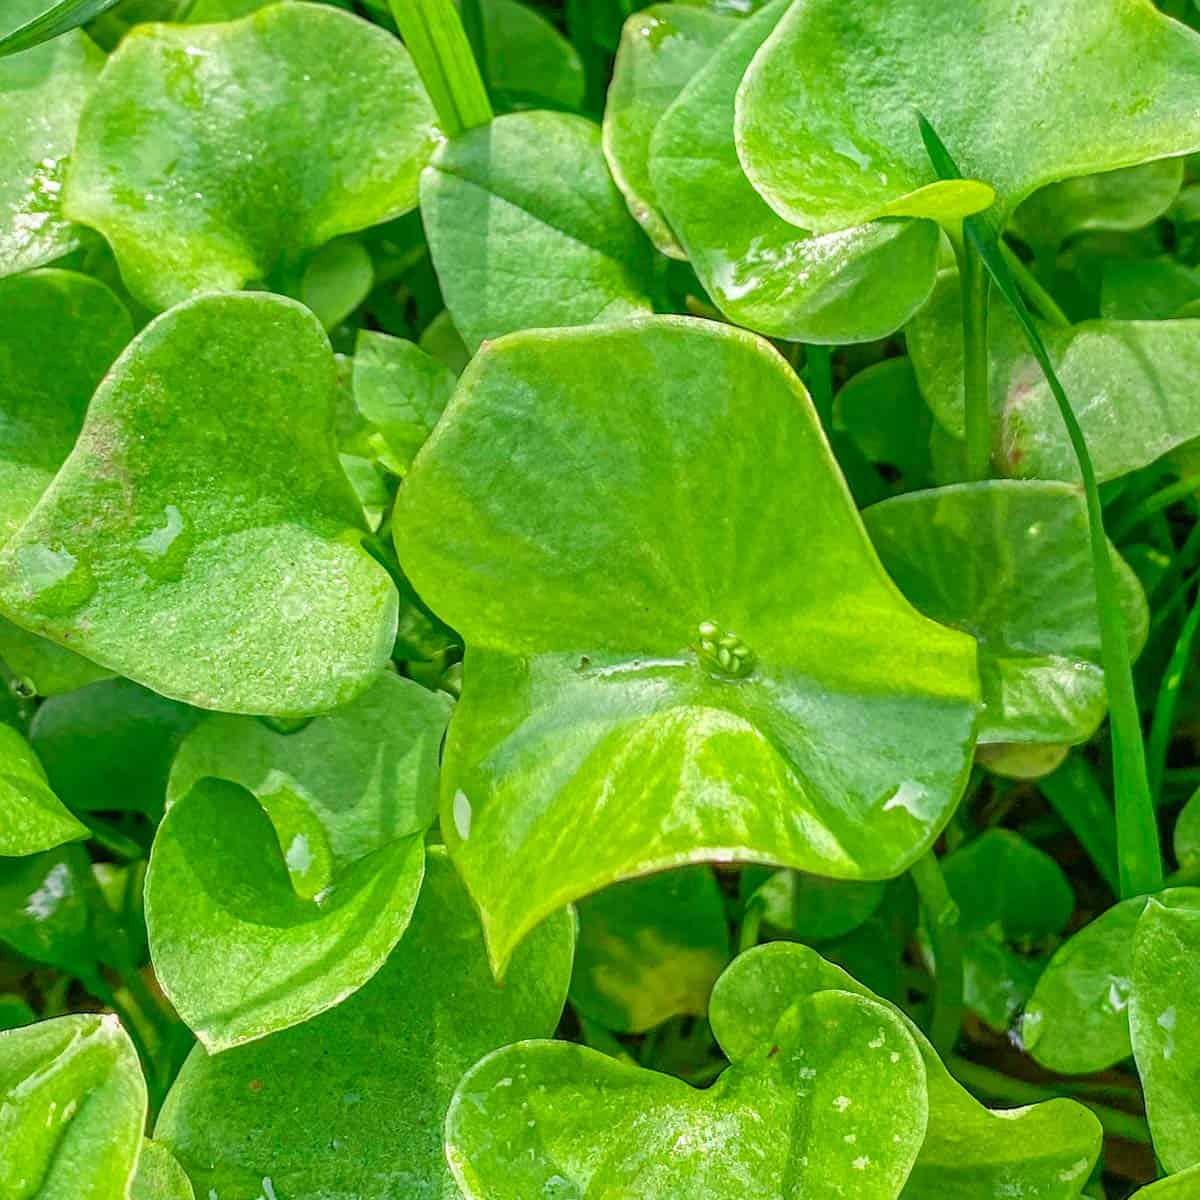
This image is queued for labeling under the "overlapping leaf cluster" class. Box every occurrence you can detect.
[3,0,1200,1197]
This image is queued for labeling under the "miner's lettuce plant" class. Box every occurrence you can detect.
[3,0,1200,1196]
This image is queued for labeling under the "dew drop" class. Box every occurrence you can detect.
[15,544,97,616]
[136,504,194,582]
[453,789,472,841]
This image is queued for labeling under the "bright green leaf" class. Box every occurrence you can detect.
[0,721,86,856]
[132,1142,194,1200]
[1129,1165,1200,1199]
[0,292,398,717]
[64,2,437,311]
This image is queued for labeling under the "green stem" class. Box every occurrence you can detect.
[1147,583,1200,803]
[946,1056,1151,1145]
[390,0,492,137]
[1037,757,1120,896]
[909,851,963,1056]
[956,237,992,481]
[738,898,764,955]
[804,345,834,430]
[1000,242,1070,327]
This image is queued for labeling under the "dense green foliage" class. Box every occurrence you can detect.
[2,0,1200,1197]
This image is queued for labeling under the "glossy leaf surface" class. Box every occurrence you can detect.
[65,2,437,310]
[421,110,655,351]
[0,721,86,856]
[396,317,980,971]
[736,0,1200,232]
[865,480,1148,744]
[156,850,574,1200]
[0,293,398,717]
[649,0,939,342]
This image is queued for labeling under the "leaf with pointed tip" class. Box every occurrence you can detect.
[908,269,1200,482]
[156,850,573,1200]
[447,989,927,1200]
[865,480,1148,744]
[0,1014,147,1200]
[569,866,729,1033]
[649,0,939,342]
[148,674,447,1049]
[132,1142,194,1200]
[420,110,655,352]
[0,292,398,717]
[395,317,979,972]
[709,943,1102,1198]
[64,2,437,311]
[0,721,86,856]
[1131,892,1200,1173]
[603,3,738,256]
[0,0,120,56]
[735,0,1200,233]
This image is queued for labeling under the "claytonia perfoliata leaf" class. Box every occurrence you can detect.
[569,865,730,1033]
[710,943,1102,1199]
[482,0,586,114]
[64,2,437,311]
[299,237,374,331]
[447,989,927,1199]
[1129,1166,1200,1199]
[0,292,398,717]
[0,1014,147,1200]
[149,671,448,1050]
[735,0,1200,233]
[1130,892,1200,1174]
[0,0,103,277]
[747,868,885,943]
[603,3,738,257]
[649,0,939,343]
[156,850,574,1200]
[396,317,979,973]
[0,619,111,698]
[0,721,86,856]
[420,110,655,352]
[865,480,1148,746]
[131,1142,194,1200]
[908,270,1200,482]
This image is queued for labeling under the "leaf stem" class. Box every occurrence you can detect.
[390,0,492,137]
[909,850,963,1056]
[999,242,1070,328]
[956,236,992,481]
[737,897,764,955]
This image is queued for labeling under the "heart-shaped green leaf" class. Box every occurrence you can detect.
[0,292,398,717]
[148,673,448,1050]
[155,849,574,1200]
[420,110,655,351]
[570,865,730,1033]
[735,0,1200,232]
[0,0,103,276]
[0,1014,147,1200]
[908,270,1200,482]
[64,2,437,311]
[447,988,927,1199]
[1131,892,1200,1173]
[710,942,1102,1198]
[0,721,86,856]
[395,317,979,971]
[865,480,1148,745]
[603,3,738,256]
[132,1142,194,1200]
[648,0,939,343]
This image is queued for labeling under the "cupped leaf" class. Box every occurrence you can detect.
[865,480,1148,745]
[0,1014,147,1200]
[735,0,1200,232]
[1130,892,1200,1173]
[0,292,398,717]
[155,850,574,1200]
[482,0,585,113]
[649,0,939,342]
[0,0,103,276]
[710,943,1102,1199]
[420,110,655,351]
[908,269,1200,482]
[132,1142,194,1200]
[447,989,927,1200]
[395,317,980,972]
[64,2,437,311]
[569,865,729,1033]
[0,721,86,855]
[603,2,738,256]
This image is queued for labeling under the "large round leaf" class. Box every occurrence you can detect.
[710,943,1102,1198]
[865,480,1148,745]
[0,292,398,717]
[64,2,437,311]
[0,1014,147,1200]
[735,0,1200,232]
[447,990,926,1199]
[649,0,939,342]
[155,850,574,1200]
[0,721,86,856]
[420,110,655,352]
[395,316,980,971]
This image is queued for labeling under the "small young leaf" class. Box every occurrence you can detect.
[0,722,86,856]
